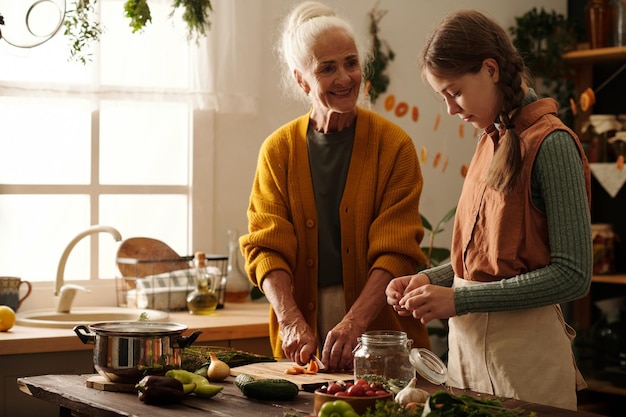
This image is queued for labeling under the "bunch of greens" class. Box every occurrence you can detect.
[124,0,152,33]
[181,345,275,371]
[64,0,103,64]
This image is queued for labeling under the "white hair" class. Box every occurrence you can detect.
[276,1,372,105]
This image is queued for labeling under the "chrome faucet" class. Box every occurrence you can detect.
[55,225,122,312]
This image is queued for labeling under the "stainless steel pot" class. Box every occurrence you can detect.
[74,321,201,384]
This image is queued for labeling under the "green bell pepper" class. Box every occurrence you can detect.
[318,400,360,417]
[165,369,223,398]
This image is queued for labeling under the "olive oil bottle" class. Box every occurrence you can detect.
[187,252,218,315]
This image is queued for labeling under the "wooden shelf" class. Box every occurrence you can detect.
[563,46,626,65]
[592,274,626,285]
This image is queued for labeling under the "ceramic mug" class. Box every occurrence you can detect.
[0,276,32,312]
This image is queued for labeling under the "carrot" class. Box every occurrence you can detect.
[411,106,419,122]
[384,95,395,112]
[395,102,409,117]
[304,358,319,374]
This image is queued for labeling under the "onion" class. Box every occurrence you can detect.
[206,352,231,381]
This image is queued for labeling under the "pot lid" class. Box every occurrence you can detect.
[88,321,188,336]
[409,348,447,385]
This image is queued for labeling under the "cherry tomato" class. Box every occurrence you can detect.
[326,383,344,395]
[365,389,377,397]
[334,391,349,397]
[346,384,366,397]
[375,390,389,397]
[354,379,369,387]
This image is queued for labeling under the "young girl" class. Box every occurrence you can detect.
[386,10,592,410]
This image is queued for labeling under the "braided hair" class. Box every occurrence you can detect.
[419,10,530,193]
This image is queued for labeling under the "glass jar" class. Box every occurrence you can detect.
[586,0,612,49]
[353,330,414,385]
[611,0,626,46]
[224,229,251,303]
[592,224,616,274]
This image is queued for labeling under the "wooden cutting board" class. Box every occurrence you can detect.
[230,361,353,390]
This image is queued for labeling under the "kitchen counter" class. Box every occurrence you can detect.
[18,373,605,417]
[0,302,271,356]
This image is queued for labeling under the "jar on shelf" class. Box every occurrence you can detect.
[592,223,616,274]
[353,330,414,385]
[588,114,621,162]
[586,0,612,49]
[611,0,626,46]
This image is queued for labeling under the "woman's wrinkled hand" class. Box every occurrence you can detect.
[321,320,364,372]
[279,318,317,366]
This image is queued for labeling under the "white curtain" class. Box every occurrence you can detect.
[0,0,262,114]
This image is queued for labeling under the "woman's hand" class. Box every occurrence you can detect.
[321,319,365,372]
[279,318,317,366]
[386,273,430,315]
[399,284,456,324]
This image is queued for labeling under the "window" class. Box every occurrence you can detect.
[0,0,211,284]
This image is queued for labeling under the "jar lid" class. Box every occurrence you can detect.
[409,348,447,385]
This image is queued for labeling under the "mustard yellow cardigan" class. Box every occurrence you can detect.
[241,107,430,358]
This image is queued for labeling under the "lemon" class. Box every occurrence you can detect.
[0,305,16,332]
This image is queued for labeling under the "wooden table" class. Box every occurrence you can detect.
[18,374,605,417]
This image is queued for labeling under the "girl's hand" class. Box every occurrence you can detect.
[386,273,430,315]
[399,284,456,324]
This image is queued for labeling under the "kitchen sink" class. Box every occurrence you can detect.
[15,307,169,328]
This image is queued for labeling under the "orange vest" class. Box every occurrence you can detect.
[451,98,591,282]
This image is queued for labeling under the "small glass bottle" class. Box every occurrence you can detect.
[187,251,218,315]
[586,0,612,49]
[224,229,251,303]
[353,330,414,386]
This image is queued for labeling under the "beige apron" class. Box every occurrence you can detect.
[447,277,586,410]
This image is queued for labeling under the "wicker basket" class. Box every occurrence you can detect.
[116,255,228,311]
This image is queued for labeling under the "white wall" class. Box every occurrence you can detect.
[209,0,567,252]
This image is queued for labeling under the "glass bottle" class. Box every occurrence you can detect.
[186,251,218,315]
[353,330,414,386]
[586,0,612,49]
[225,229,251,303]
[611,0,626,46]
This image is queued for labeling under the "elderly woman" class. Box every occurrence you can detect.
[240,1,429,372]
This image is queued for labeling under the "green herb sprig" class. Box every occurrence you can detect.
[171,0,213,42]
[124,0,152,33]
[64,0,103,64]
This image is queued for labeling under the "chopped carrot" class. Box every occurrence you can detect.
[284,366,305,375]
[395,102,409,117]
[307,358,319,374]
[384,95,396,112]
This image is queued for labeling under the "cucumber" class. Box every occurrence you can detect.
[234,373,255,390]
[235,374,299,400]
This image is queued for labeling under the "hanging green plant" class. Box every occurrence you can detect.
[124,0,152,33]
[418,206,457,271]
[171,0,213,42]
[63,0,213,64]
[509,7,581,128]
[365,2,394,104]
[64,0,104,65]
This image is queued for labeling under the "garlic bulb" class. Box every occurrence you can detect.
[394,377,430,405]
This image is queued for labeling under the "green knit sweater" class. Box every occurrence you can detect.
[426,123,592,315]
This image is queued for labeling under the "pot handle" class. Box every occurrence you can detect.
[176,330,202,349]
[73,325,96,345]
